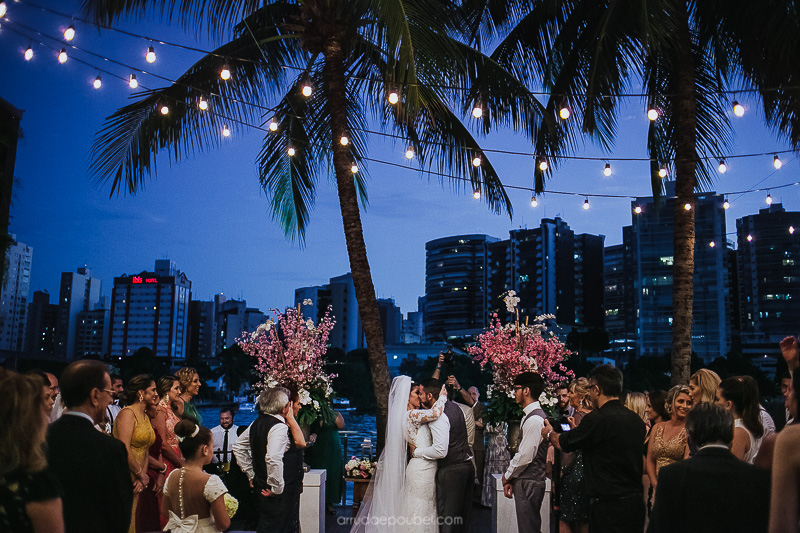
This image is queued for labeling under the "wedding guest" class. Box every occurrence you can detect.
[46,372,65,423]
[136,401,167,533]
[104,373,124,434]
[625,392,649,427]
[162,420,231,532]
[47,359,133,533]
[643,390,669,519]
[154,375,183,476]
[716,377,763,463]
[30,371,56,414]
[646,385,691,494]
[543,365,647,533]
[648,403,770,533]
[481,421,511,507]
[469,386,487,502]
[233,387,306,533]
[0,371,64,533]
[737,375,775,460]
[769,369,800,533]
[501,372,547,533]
[557,383,575,417]
[114,374,158,533]
[305,409,345,513]
[176,367,203,426]
[560,378,593,533]
[211,408,239,466]
[688,368,721,405]
[446,376,477,460]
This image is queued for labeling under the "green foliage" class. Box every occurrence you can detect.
[296,388,337,427]
[118,347,169,382]
[484,393,523,425]
[327,348,376,412]
[210,344,256,395]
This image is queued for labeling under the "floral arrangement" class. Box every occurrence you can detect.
[467,291,574,423]
[345,456,378,479]
[238,301,337,427]
[223,493,239,518]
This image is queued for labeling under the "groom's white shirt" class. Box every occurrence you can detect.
[505,401,545,480]
[412,406,450,460]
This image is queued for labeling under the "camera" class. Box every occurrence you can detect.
[548,415,571,433]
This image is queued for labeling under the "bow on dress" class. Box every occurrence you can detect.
[164,511,199,533]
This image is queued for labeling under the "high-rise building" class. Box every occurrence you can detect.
[604,226,637,363]
[0,98,23,270]
[188,299,217,359]
[108,260,191,362]
[425,234,498,340]
[736,204,800,366]
[55,267,102,360]
[377,298,402,345]
[75,307,109,358]
[25,290,58,358]
[632,182,730,362]
[295,273,364,352]
[216,299,267,353]
[0,237,32,352]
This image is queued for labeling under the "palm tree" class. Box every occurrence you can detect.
[81,0,545,446]
[464,0,800,384]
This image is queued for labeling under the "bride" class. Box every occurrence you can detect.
[352,376,446,532]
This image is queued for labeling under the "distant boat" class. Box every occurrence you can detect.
[333,398,355,411]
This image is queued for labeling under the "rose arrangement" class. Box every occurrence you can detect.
[468,291,574,423]
[345,456,378,479]
[238,301,337,426]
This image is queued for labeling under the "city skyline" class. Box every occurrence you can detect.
[1,1,798,316]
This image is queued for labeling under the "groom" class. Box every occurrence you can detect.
[414,379,474,533]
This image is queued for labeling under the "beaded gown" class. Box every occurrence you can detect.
[652,424,687,476]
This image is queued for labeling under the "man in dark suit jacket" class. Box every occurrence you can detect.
[648,402,771,533]
[46,360,133,533]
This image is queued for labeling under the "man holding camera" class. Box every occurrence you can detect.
[501,372,549,533]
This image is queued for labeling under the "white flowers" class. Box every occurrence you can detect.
[312,400,320,410]
[254,320,274,338]
[486,384,494,399]
[504,290,521,313]
[302,299,313,306]
[538,392,558,407]
[298,388,312,405]
[266,379,278,388]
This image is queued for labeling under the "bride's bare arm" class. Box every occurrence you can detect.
[408,385,448,425]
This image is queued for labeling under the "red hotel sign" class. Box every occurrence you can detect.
[132,276,158,284]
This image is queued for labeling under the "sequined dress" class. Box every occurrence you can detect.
[560,410,590,523]
[652,424,687,475]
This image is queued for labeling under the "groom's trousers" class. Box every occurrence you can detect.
[436,460,475,533]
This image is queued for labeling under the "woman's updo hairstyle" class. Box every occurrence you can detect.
[174,419,212,458]
[175,367,197,394]
[157,375,178,399]
[125,374,155,406]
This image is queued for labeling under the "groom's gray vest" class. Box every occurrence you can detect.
[439,401,472,467]
[514,407,548,481]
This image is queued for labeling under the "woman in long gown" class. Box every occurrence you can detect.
[154,376,184,474]
[175,367,202,426]
[162,420,231,533]
[646,384,692,508]
[114,375,159,533]
[135,402,167,532]
[559,378,593,533]
[305,411,345,512]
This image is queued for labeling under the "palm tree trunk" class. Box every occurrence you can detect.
[322,38,392,451]
[670,5,697,386]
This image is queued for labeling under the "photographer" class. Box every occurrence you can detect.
[432,352,476,460]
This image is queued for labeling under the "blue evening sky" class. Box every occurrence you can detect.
[1,0,797,315]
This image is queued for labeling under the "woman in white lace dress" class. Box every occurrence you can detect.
[162,420,231,533]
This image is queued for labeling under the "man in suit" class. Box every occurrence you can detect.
[414,378,475,533]
[648,402,771,533]
[46,360,133,533]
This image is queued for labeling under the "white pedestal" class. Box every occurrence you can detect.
[492,474,551,533]
[300,469,326,533]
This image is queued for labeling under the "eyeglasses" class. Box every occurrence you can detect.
[101,389,116,396]
[513,386,524,391]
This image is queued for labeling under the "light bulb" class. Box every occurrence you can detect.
[473,190,481,199]
[198,98,208,110]
[538,159,548,171]
[684,202,692,211]
[24,47,33,61]
[220,67,231,80]
[658,167,667,178]
[747,234,753,242]
[160,105,169,115]
[531,197,538,208]
[0,2,7,18]
[58,49,68,64]
[603,163,612,177]
[723,198,730,210]
[709,241,716,248]
[718,160,727,173]
[388,91,399,105]
[766,193,773,205]
[287,146,295,156]
[634,206,642,214]
[128,74,138,88]
[64,24,75,41]
[733,101,745,117]
[405,147,414,159]
[351,164,359,174]
[774,155,782,169]
[145,46,156,63]
[559,106,570,120]
[472,105,483,118]
[340,136,349,146]
[93,75,102,89]
[222,125,230,137]
[648,108,659,121]
[790,226,796,235]
[472,156,482,167]
[302,83,312,97]
[268,120,278,131]
[583,198,590,210]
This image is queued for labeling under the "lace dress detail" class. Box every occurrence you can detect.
[405,395,447,446]
[652,424,687,475]
[159,399,182,452]
[403,418,441,532]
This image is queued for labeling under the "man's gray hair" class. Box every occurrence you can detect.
[685,402,734,447]
[258,387,290,415]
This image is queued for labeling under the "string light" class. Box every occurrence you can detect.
[128,74,138,88]
[766,192,773,205]
[287,146,295,156]
[0,2,7,18]
[472,103,483,119]
[559,104,570,120]
[709,241,716,248]
[583,198,590,210]
[340,136,349,146]
[24,47,33,61]
[222,125,231,137]
[658,167,667,178]
[268,119,278,131]
[747,234,753,242]
[57,48,67,63]
[220,66,231,80]
[733,101,745,117]
[538,158,548,171]
[723,198,730,209]
[472,155,482,167]
[790,226,795,235]
[63,24,75,41]
[160,105,169,115]
[351,163,359,174]
[684,202,692,211]
[531,197,538,207]
[634,206,642,214]
[773,155,782,169]
[473,190,481,199]
[603,163,612,177]
[301,81,312,97]
[405,147,414,159]
[387,91,399,105]
[718,160,727,173]
[647,108,659,121]
[198,98,208,110]
[92,74,101,89]
[145,46,156,63]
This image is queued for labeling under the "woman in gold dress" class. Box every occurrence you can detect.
[646,385,692,503]
[113,374,158,533]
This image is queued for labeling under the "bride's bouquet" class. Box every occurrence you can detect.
[239,301,337,426]
[468,291,573,423]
